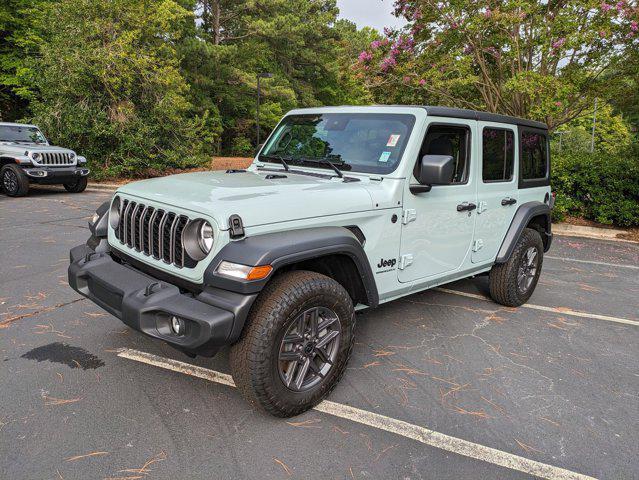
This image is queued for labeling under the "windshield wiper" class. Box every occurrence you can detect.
[299,155,344,178]
[259,153,290,171]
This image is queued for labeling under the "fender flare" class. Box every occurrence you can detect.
[495,201,552,263]
[203,226,379,307]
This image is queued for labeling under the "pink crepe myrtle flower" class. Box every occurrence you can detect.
[631,21,638,32]
[370,40,382,50]
[403,76,411,84]
[419,79,426,86]
[601,2,612,11]
[554,101,562,107]
[412,9,423,21]
[358,50,373,62]
[484,8,492,18]
[551,38,566,50]
[599,30,607,37]
[380,56,397,72]
[616,1,625,12]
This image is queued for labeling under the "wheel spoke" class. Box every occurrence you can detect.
[293,358,311,390]
[279,350,301,362]
[307,308,319,339]
[317,315,338,332]
[314,346,332,365]
[283,361,297,388]
[316,330,339,349]
[307,358,325,378]
[283,333,303,345]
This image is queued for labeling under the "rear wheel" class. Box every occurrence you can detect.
[1,164,29,197]
[63,176,88,193]
[489,227,544,307]
[230,270,355,417]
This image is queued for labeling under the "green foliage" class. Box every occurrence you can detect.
[28,0,216,179]
[552,150,639,226]
[357,0,639,130]
[552,104,633,154]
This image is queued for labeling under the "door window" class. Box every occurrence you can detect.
[482,128,514,182]
[417,125,471,184]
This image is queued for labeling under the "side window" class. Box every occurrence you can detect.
[418,125,471,184]
[521,131,548,180]
[482,128,514,182]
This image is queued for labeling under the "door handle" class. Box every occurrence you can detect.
[501,197,517,206]
[457,202,477,212]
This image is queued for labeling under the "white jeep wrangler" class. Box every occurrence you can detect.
[0,122,89,196]
[69,106,553,417]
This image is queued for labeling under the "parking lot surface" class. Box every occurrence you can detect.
[1,188,638,480]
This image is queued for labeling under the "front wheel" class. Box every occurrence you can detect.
[1,164,29,197]
[63,176,88,193]
[230,270,355,417]
[489,227,544,307]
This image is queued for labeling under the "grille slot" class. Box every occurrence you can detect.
[114,200,196,269]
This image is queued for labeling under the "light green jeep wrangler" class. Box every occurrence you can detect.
[69,106,553,417]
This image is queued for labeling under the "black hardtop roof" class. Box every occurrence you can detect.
[370,105,547,130]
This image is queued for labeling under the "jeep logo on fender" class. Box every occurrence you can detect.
[377,258,397,269]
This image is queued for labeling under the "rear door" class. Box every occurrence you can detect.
[472,122,518,264]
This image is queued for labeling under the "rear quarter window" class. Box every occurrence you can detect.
[519,130,549,188]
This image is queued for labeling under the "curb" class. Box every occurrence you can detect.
[87,183,121,191]
[553,223,636,243]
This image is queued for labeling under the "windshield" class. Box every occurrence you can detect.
[0,125,47,144]
[260,113,416,174]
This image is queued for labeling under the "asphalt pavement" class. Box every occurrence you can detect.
[1,187,638,480]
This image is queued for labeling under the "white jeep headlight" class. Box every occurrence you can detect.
[69,152,76,160]
[109,196,121,229]
[183,219,214,261]
[31,152,41,161]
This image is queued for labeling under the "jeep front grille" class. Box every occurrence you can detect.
[114,199,196,269]
[35,152,75,166]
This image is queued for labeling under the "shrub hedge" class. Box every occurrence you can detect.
[551,149,639,227]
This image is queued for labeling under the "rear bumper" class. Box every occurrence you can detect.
[23,166,90,184]
[68,244,255,356]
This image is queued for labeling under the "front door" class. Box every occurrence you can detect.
[472,122,519,264]
[398,120,477,283]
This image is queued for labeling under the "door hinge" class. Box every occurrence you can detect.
[477,201,487,214]
[402,209,417,225]
[472,239,484,252]
[398,254,414,270]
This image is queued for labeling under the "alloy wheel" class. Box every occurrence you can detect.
[278,306,341,392]
[3,169,18,194]
[517,246,538,293]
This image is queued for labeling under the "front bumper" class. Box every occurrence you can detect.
[68,244,254,356]
[23,166,90,184]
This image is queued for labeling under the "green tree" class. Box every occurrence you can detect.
[356,0,639,130]
[28,0,216,178]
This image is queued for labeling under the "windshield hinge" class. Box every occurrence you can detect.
[402,209,417,225]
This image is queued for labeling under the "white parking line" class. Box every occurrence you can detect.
[117,348,596,480]
[545,255,639,270]
[434,288,639,327]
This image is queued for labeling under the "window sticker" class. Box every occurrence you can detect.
[387,134,401,147]
[378,151,392,163]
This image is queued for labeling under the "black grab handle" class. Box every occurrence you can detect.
[457,202,477,212]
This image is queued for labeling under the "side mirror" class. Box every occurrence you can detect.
[410,154,455,194]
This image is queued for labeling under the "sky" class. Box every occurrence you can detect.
[336,0,407,32]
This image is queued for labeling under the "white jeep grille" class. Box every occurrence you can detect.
[114,198,196,269]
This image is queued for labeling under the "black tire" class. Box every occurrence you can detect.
[489,227,544,307]
[230,270,355,417]
[63,176,88,193]
[1,164,29,197]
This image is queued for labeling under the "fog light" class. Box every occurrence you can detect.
[171,316,185,336]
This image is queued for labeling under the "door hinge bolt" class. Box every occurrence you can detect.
[402,209,417,225]
[472,239,484,252]
[399,254,414,270]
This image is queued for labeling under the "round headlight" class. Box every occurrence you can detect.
[109,196,121,229]
[183,219,214,261]
[31,152,41,161]
[69,152,76,160]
